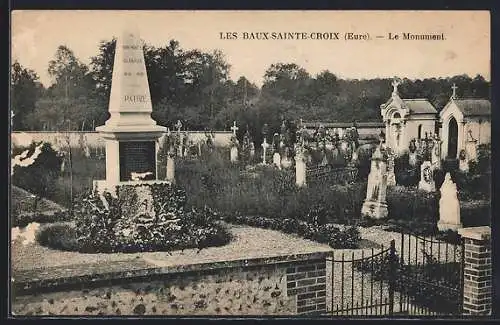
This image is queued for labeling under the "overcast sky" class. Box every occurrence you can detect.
[12,10,490,87]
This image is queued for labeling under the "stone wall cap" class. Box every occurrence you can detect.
[458,226,491,241]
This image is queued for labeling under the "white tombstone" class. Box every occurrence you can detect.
[418,161,436,192]
[295,146,307,187]
[261,139,269,164]
[409,152,418,167]
[361,145,389,219]
[166,152,175,183]
[437,172,462,231]
[249,142,255,159]
[230,146,239,163]
[273,152,281,169]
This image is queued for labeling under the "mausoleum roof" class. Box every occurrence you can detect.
[400,99,438,114]
[452,99,491,117]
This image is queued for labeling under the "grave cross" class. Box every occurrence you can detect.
[451,83,458,100]
[261,138,269,164]
[175,120,183,133]
[231,121,239,135]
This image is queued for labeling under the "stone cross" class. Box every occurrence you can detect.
[451,83,458,100]
[261,138,269,164]
[231,121,239,135]
[175,120,182,133]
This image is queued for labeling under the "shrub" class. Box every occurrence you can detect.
[386,186,438,223]
[223,214,361,249]
[11,142,62,212]
[36,223,79,251]
[60,183,233,253]
[394,154,421,187]
[176,154,366,225]
[12,211,72,228]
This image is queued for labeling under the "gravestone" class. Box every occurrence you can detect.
[431,135,442,170]
[465,130,478,164]
[418,161,435,192]
[361,144,389,219]
[409,139,418,166]
[437,172,462,231]
[94,27,167,194]
[459,150,469,172]
[273,152,281,169]
[249,142,255,160]
[386,150,396,186]
[295,144,307,187]
[281,147,293,169]
[261,138,269,164]
[166,147,175,183]
[230,134,239,163]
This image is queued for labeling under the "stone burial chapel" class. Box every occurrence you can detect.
[381,79,491,164]
[93,28,167,194]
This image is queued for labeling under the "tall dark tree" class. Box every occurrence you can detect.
[10,62,44,130]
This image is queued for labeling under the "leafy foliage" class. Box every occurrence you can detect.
[10,62,44,130]
[11,142,63,213]
[224,214,361,249]
[69,183,231,253]
[176,153,367,224]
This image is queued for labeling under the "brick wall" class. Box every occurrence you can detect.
[459,226,492,316]
[286,259,327,315]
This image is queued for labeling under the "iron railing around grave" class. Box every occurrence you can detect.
[307,165,358,185]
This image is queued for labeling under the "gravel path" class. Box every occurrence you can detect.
[11,223,333,272]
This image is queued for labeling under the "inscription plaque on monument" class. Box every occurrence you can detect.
[119,141,156,181]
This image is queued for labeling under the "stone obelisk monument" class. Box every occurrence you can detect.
[94,27,167,195]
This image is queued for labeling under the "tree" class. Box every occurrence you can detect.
[36,45,103,130]
[10,62,44,130]
[11,142,62,213]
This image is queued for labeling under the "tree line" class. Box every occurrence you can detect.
[11,38,490,141]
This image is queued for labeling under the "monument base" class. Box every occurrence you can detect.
[93,179,172,197]
[361,200,388,219]
[437,221,463,232]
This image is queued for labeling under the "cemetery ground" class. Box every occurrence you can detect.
[11,146,491,316]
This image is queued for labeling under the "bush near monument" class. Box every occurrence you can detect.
[223,213,361,249]
[11,142,62,213]
[37,183,232,253]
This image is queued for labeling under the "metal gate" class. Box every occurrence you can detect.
[327,232,465,316]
